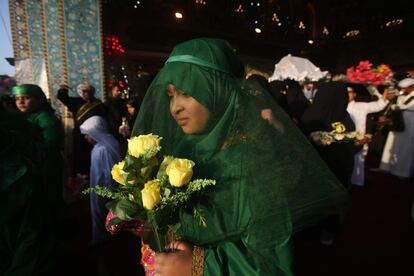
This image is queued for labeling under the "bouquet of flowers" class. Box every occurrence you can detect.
[83,134,216,253]
[309,122,365,146]
[346,60,393,86]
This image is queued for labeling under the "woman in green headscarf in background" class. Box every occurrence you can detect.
[0,99,59,275]
[132,38,349,275]
[12,84,64,216]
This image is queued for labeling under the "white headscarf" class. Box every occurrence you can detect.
[398,78,414,88]
[80,116,120,161]
[77,83,95,97]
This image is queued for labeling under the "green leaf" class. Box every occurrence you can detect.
[82,186,118,199]
[193,207,207,227]
[141,157,159,182]
[169,223,181,234]
[107,216,123,227]
[109,199,146,221]
[187,179,216,193]
[156,155,173,179]
[124,155,140,170]
[163,187,171,198]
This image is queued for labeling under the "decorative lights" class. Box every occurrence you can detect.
[235,4,244,13]
[385,19,403,28]
[175,12,183,19]
[271,13,280,22]
[344,29,360,38]
[322,26,329,35]
[249,2,261,7]
[133,0,141,8]
[121,65,130,93]
[254,27,262,33]
[105,35,125,55]
[195,0,206,5]
[298,21,306,30]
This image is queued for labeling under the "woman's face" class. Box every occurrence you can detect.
[15,95,41,113]
[166,84,210,134]
[84,134,96,145]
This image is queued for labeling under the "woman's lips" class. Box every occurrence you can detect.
[176,118,188,126]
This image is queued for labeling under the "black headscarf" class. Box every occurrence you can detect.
[299,81,357,188]
[300,81,355,135]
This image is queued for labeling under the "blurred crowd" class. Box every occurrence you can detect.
[1,64,413,274]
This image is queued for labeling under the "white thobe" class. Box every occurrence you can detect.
[380,91,414,178]
[347,93,388,185]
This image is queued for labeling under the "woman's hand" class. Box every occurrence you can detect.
[355,135,372,146]
[154,241,193,276]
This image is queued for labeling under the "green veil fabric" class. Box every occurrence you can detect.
[132,38,349,274]
[0,101,59,275]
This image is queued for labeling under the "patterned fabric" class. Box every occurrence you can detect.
[9,0,105,110]
[10,0,105,176]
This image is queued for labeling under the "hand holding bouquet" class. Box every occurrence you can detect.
[309,122,366,146]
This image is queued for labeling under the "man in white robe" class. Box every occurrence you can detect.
[380,78,414,179]
[80,116,121,247]
[347,86,391,186]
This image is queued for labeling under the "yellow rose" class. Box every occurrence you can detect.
[161,155,174,168]
[111,161,136,185]
[331,122,346,133]
[111,161,127,185]
[128,134,161,158]
[141,180,161,210]
[334,133,345,141]
[166,158,195,187]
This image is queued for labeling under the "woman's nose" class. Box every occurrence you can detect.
[171,99,183,115]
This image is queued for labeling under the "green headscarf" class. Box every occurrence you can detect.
[12,84,46,100]
[132,38,348,273]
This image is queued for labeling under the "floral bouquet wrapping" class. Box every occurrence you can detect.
[309,122,365,146]
[346,60,394,86]
[83,134,215,274]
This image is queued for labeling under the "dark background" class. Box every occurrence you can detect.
[103,0,414,80]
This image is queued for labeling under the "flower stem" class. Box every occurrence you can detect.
[148,211,162,252]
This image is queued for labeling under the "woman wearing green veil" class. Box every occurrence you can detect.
[132,38,348,275]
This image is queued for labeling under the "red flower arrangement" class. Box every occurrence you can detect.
[346,60,393,86]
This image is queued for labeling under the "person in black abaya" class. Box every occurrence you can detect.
[300,81,358,189]
[286,80,310,124]
[299,81,358,245]
[268,80,289,114]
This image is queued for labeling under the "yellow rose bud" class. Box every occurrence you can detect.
[331,122,346,133]
[111,161,127,185]
[160,155,174,168]
[141,180,161,210]
[111,161,136,185]
[128,134,161,158]
[166,158,194,187]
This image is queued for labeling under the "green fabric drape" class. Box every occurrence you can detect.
[132,38,349,275]
[0,102,59,275]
